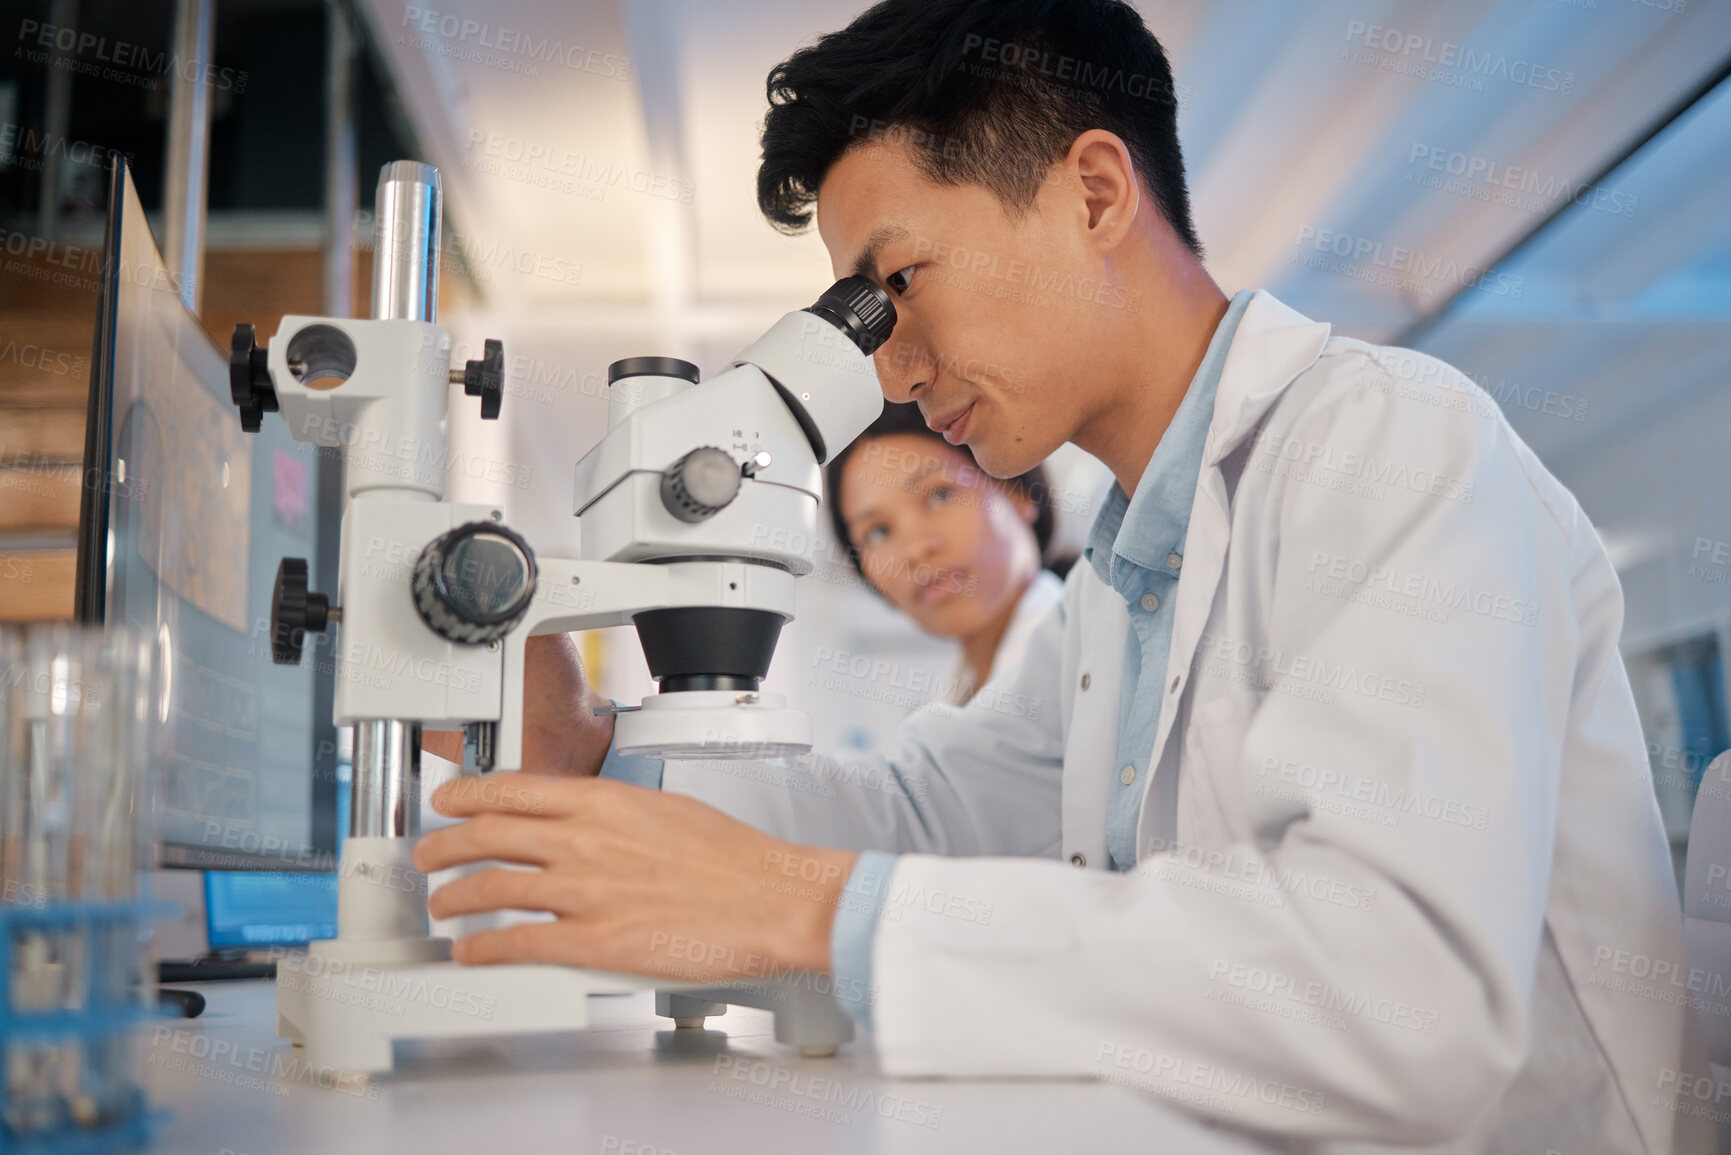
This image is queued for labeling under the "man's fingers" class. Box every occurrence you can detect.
[452,920,594,967]
[427,866,575,920]
[414,813,570,873]
[428,772,574,818]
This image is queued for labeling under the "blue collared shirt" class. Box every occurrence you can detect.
[1090,289,1251,870]
[599,734,663,788]
[829,291,1252,1027]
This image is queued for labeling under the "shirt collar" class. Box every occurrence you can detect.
[1085,290,1253,586]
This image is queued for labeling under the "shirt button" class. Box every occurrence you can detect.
[1070,853,1087,868]
[1080,673,1091,691]
[1140,593,1160,613]
[1120,764,1137,785]
[1166,553,1182,570]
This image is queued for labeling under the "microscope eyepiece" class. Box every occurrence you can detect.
[724,276,897,465]
[805,276,896,355]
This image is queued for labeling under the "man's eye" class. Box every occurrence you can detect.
[885,266,915,294]
[928,486,953,505]
[862,525,888,547]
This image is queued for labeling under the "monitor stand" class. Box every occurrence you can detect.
[157,952,279,983]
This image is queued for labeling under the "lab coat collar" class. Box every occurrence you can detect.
[1203,290,1333,468]
[1126,290,1331,849]
[946,569,1065,707]
[1087,290,1254,586]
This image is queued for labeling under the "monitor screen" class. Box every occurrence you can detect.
[201,744,351,953]
[79,157,339,870]
[204,870,340,950]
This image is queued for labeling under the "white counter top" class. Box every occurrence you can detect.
[146,980,1271,1154]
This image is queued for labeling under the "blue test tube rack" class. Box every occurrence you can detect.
[0,898,176,1154]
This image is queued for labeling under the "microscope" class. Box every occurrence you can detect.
[228,161,895,1074]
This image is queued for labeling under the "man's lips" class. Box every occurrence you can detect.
[926,402,975,446]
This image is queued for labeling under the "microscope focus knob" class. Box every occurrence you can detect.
[462,338,505,420]
[660,447,741,523]
[412,522,539,645]
[229,323,278,433]
[271,557,332,665]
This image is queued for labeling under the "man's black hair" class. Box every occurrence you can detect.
[758,0,1200,256]
[826,402,1072,593]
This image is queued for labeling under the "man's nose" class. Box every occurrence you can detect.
[873,336,930,404]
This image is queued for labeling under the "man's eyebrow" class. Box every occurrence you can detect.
[852,225,910,280]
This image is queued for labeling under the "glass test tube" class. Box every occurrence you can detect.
[2,624,158,1141]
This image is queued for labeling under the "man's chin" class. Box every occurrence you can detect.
[970,443,1048,480]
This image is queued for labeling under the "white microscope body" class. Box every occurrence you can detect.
[233,162,895,1074]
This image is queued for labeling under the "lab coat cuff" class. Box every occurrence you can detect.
[597,704,664,789]
[830,850,898,1028]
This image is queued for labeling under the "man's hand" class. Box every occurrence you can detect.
[423,634,613,776]
[412,773,859,981]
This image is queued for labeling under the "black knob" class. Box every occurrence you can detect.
[805,276,897,354]
[271,557,331,665]
[412,522,539,645]
[660,447,741,523]
[230,324,278,433]
[463,338,504,420]
[607,356,700,386]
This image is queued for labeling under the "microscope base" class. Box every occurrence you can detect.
[656,983,855,1058]
[275,950,855,1075]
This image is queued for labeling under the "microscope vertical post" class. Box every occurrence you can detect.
[349,718,420,840]
[349,160,441,845]
[370,160,441,323]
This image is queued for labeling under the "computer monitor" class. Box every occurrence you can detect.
[77,155,340,871]
[204,871,340,950]
[197,761,350,956]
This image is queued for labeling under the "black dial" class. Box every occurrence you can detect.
[271,557,331,665]
[660,447,741,523]
[412,522,539,644]
[230,323,278,433]
[462,338,504,420]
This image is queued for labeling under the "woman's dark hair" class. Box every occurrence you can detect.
[826,402,1071,588]
[757,0,1200,255]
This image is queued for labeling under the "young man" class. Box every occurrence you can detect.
[414,2,1710,1149]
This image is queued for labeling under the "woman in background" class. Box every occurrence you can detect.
[826,402,1071,706]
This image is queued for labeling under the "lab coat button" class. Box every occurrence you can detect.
[1080,673,1091,691]
[1069,853,1087,868]
[1120,764,1137,785]
[1169,675,1182,694]
[1140,593,1160,612]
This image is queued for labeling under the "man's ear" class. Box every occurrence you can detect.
[1064,129,1139,254]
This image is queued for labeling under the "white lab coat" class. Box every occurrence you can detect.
[944,569,1066,706]
[664,291,1714,1152]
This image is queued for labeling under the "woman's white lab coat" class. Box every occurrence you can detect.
[944,569,1065,707]
[665,291,1711,1152]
